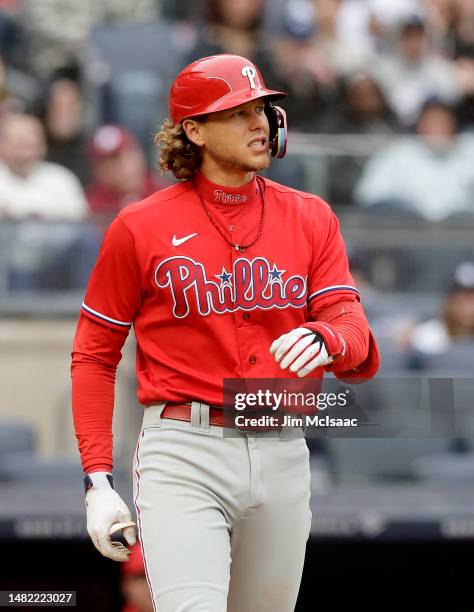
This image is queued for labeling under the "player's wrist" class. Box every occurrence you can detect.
[84,471,115,493]
[300,322,345,360]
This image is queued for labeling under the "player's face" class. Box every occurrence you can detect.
[197,99,271,180]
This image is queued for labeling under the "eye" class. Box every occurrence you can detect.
[232,109,244,117]
[256,105,265,113]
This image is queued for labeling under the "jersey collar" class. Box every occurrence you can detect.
[193,172,259,207]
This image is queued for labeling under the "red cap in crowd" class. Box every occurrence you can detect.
[89,125,137,160]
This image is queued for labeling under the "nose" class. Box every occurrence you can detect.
[250,107,268,132]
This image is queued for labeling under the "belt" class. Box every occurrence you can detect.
[161,403,284,432]
[162,403,226,427]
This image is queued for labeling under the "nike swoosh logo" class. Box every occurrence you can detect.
[172,232,198,247]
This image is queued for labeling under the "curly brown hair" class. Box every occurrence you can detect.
[155,118,205,180]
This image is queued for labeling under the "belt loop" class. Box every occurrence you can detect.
[200,403,210,432]
[190,401,201,429]
[143,401,166,428]
[156,402,166,427]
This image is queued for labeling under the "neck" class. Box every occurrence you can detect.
[199,158,255,187]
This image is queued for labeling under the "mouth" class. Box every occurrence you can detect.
[248,137,268,152]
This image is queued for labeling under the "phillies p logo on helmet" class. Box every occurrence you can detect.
[241,66,257,89]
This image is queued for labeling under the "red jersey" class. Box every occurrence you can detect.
[79,172,363,407]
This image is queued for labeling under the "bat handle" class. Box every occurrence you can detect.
[109,520,137,537]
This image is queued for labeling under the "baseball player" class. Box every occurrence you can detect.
[72,54,380,612]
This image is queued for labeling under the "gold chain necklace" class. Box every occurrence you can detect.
[194,176,266,253]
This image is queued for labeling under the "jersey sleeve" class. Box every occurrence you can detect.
[81,216,142,330]
[71,314,129,473]
[307,204,359,317]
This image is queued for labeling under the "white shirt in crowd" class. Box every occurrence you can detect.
[410,318,450,354]
[355,135,474,221]
[372,54,460,126]
[0,161,89,221]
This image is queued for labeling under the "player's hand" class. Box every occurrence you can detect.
[270,327,334,378]
[85,472,136,562]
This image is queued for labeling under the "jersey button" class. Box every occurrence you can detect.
[229,224,237,232]
[249,355,257,364]
[243,313,250,321]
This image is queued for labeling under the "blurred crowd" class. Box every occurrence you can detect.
[0,0,473,358]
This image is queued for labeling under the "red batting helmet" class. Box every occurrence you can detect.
[169,54,288,158]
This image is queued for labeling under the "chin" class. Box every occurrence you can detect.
[244,153,270,172]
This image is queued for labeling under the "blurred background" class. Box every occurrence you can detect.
[1,0,474,610]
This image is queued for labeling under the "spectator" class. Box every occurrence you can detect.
[19,0,159,78]
[321,71,398,133]
[188,1,309,109]
[270,0,376,132]
[271,0,372,132]
[186,0,268,62]
[372,13,460,126]
[321,70,399,205]
[332,0,377,55]
[322,71,399,204]
[409,260,474,354]
[86,124,165,226]
[355,98,474,220]
[309,0,373,77]
[0,113,100,291]
[0,113,88,220]
[264,0,330,130]
[40,77,91,186]
[120,542,153,612]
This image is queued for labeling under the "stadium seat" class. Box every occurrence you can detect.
[0,421,35,456]
[0,451,83,483]
[318,372,458,483]
[422,343,474,376]
[87,22,188,159]
[412,452,474,482]
[327,438,453,484]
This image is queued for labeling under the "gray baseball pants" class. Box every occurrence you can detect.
[133,402,312,612]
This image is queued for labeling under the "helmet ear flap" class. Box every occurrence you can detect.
[265,103,287,159]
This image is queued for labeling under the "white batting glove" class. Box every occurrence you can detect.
[270,327,334,378]
[85,472,137,562]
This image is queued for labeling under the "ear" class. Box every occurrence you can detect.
[182,119,205,147]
